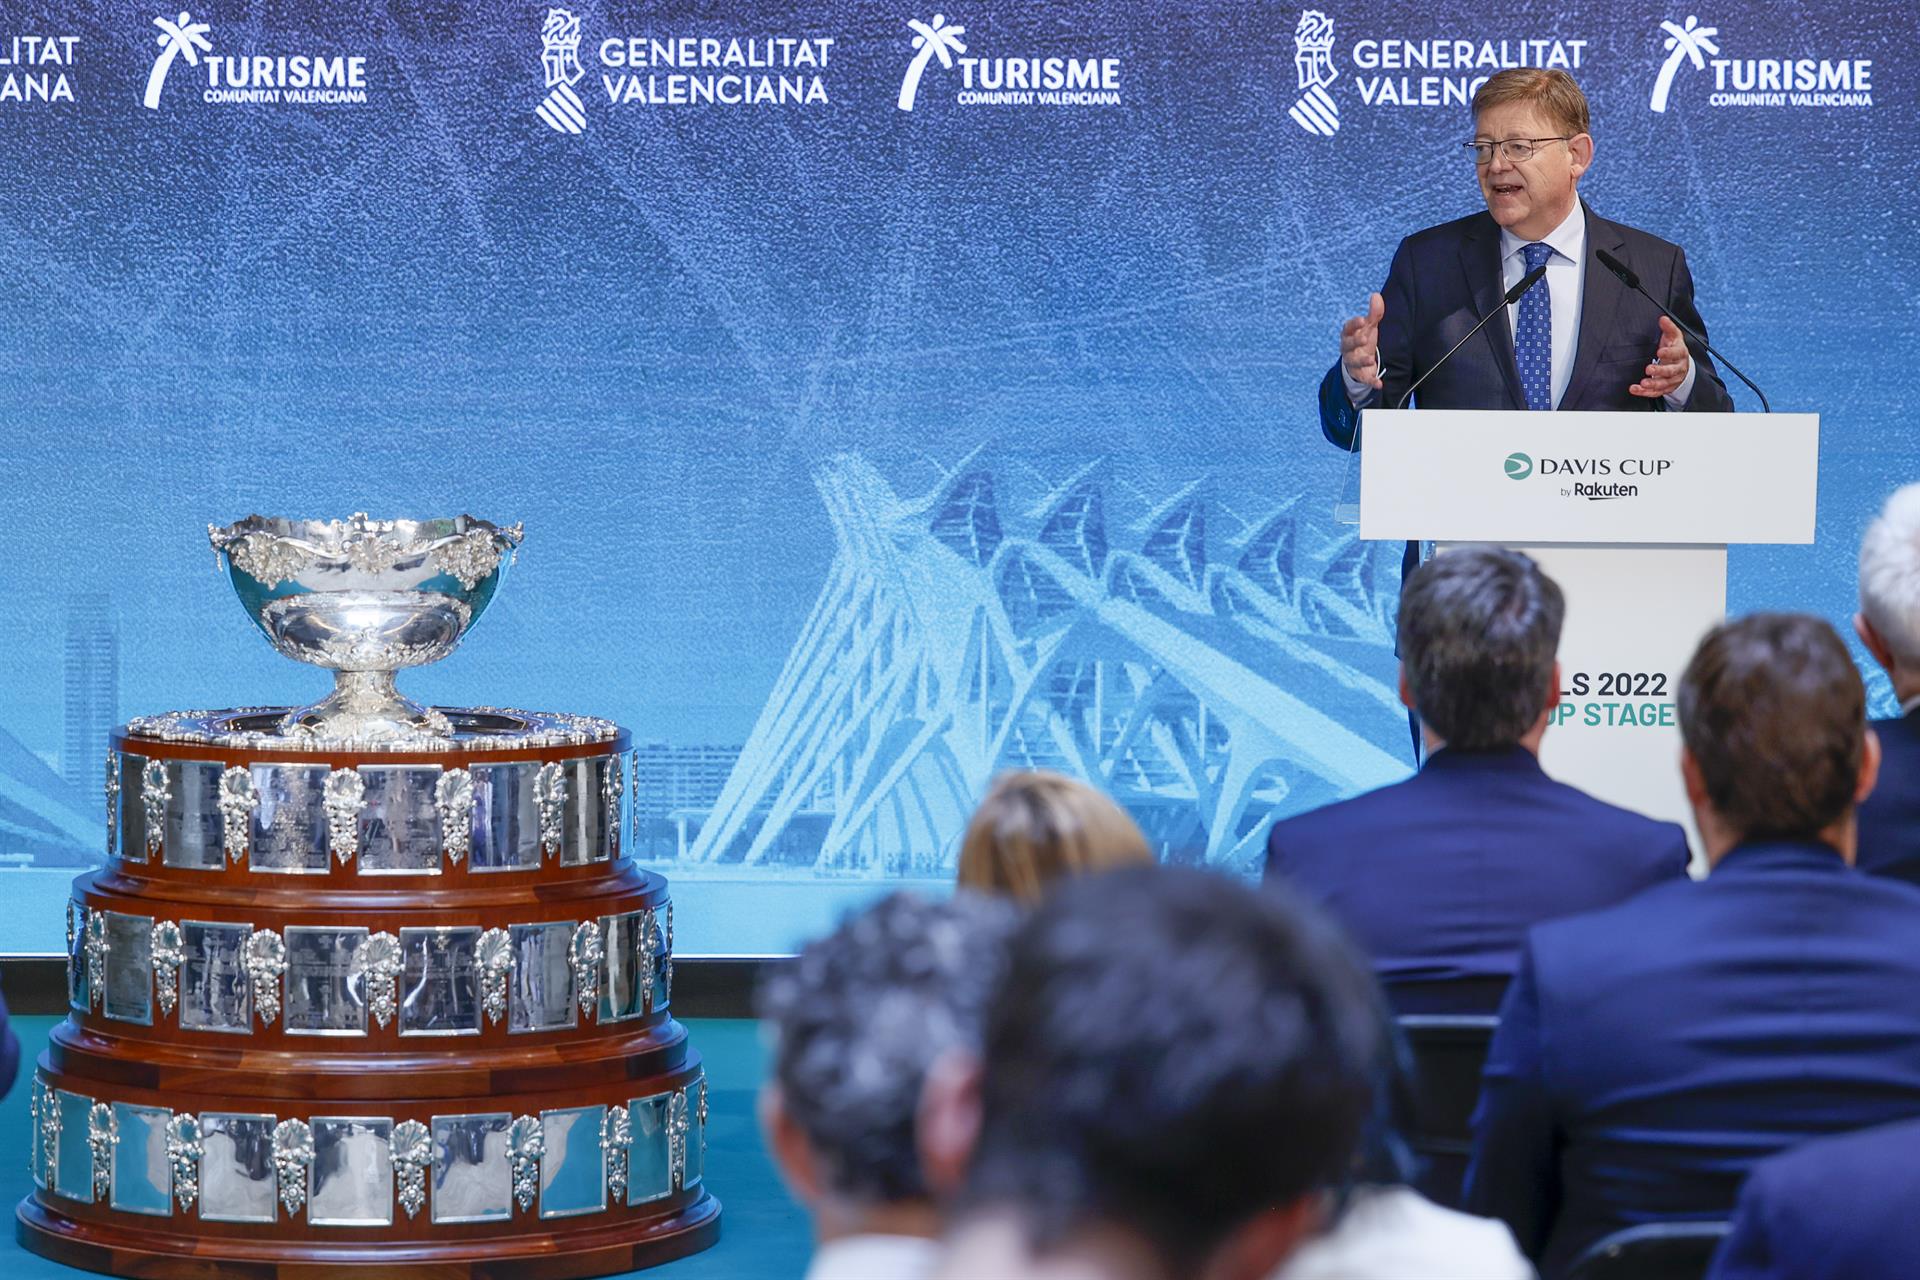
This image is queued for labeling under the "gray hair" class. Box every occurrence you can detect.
[1398,546,1565,749]
[757,890,1019,1205]
[1859,483,1920,666]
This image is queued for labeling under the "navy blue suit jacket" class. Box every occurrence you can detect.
[1705,1118,1920,1280]
[1465,841,1920,1277]
[1318,203,1735,452]
[1857,710,1920,881]
[1264,746,1688,1016]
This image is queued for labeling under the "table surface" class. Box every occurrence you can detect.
[0,1015,813,1279]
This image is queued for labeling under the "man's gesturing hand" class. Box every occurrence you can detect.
[1629,316,1691,399]
[1341,292,1386,390]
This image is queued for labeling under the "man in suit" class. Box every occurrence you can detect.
[1704,1118,1920,1280]
[1266,546,1688,1016]
[922,868,1381,1280]
[757,891,1019,1280]
[1466,614,1920,1278]
[1854,482,1920,882]
[1323,66,1734,461]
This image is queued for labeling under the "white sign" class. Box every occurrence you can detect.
[1358,410,1819,545]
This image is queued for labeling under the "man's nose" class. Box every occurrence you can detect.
[1486,149,1515,176]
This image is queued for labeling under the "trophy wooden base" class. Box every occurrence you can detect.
[18,1191,722,1278]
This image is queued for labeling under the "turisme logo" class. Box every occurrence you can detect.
[140,8,370,109]
[1290,10,1339,136]
[1504,452,1534,480]
[895,10,1118,112]
[1649,14,1872,112]
[898,13,966,111]
[143,10,211,109]
[537,8,586,134]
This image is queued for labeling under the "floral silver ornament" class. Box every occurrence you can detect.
[477,927,515,1026]
[602,1105,631,1203]
[508,1115,544,1213]
[244,929,288,1027]
[352,932,402,1029]
[324,768,365,865]
[104,751,120,858]
[570,920,603,1021]
[436,768,473,865]
[667,1090,691,1191]
[638,910,658,1015]
[225,530,311,588]
[273,1119,314,1217]
[218,766,257,863]
[390,1119,431,1219]
[166,1113,202,1211]
[534,762,566,860]
[152,920,185,1017]
[141,759,169,856]
[88,1102,117,1200]
[696,1076,709,1158]
[341,514,402,575]
[39,1082,62,1188]
[28,1079,42,1182]
[65,901,82,1007]
[429,526,506,590]
[603,754,624,856]
[84,910,108,1012]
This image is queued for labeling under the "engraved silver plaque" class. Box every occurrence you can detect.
[118,754,148,862]
[599,911,646,1024]
[539,1105,606,1219]
[285,926,370,1036]
[359,766,442,874]
[200,1112,278,1223]
[309,1116,394,1227]
[181,920,253,1034]
[400,927,480,1037]
[54,1090,95,1202]
[470,763,541,871]
[627,1093,673,1205]
[431,1112,512,1224]
[562,756,608,865]
[164,760,226,870]
[111,1102,173,1217]
[104,911,155,1025]
[508,921,577,1033]
[250,764,331,874]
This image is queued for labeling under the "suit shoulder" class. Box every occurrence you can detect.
[1526,874,1696,962]
[1748,1116,1920,1203]
[1538,776,1688,843]
[1267,776,1419,851]
[1592,211,1687,262]
[1398,211,1491,255]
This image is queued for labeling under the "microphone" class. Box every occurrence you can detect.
[1395,264,1548,410]
[1593,248,1770,412]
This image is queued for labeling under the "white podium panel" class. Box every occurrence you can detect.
[1361,410,1818,545]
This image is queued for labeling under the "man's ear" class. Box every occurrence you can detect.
[1568,132,1594,181]
[1681,746,1709,808]
[1858,726,1883,807]
[760,1084,826,1208]
[1856,612,1898,675]
[1202,1195,1326,1280]
[1397,663,1415,712]
[918,1050,984,1203]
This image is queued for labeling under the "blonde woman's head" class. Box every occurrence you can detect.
[957,771,1153,905]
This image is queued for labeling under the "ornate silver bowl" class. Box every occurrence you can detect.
[209,514,524,742]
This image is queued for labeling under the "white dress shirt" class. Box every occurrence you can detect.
[1273,1185,1535,1280]
[1347,203,1696,409]
[802,1233,942,1280]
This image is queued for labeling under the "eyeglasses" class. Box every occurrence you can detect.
[1464,136,1572,165]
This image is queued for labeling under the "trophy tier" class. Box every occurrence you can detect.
[19,710,722,1278]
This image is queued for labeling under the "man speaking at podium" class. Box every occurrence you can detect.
[1319,68,1734,455]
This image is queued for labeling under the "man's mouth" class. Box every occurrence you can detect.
[1489,182,1524,197]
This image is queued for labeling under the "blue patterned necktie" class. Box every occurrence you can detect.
[1515,241,1554,411]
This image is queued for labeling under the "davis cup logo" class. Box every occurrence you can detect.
[537,8,586,133]
[897,13,967,111]
[144,10,212,110]
[1290,9,1338,136]
[1505,452,1534,480]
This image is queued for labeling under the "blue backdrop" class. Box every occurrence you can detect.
[0,0,1912,952]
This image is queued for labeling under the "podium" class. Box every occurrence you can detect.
[1358,409,1819,850]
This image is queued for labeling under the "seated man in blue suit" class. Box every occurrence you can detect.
[1704,1118,1920,1280]
[1466,613,1920,1278]
[1322,67,1733,463]
[1854,482,1920,883]
[1265,546,1688,1016]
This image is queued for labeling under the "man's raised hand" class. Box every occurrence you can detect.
[1341,292,1386,390]
[1629,315,1692,399]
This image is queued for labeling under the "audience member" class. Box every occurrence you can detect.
[957,770,1153,905]
[1704,1117,1920,1280]
[1266,546,1688,1015]
[1466,613,1920,1277]
[922,866,1381,1280]
[757,891,1019,1280]
[1854,482,1920,882]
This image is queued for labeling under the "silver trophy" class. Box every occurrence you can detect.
[208,514,523,742]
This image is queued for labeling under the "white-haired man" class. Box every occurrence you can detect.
[1855,483,1920,883]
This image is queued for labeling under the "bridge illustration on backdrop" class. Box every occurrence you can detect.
[673,451,1411,878]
